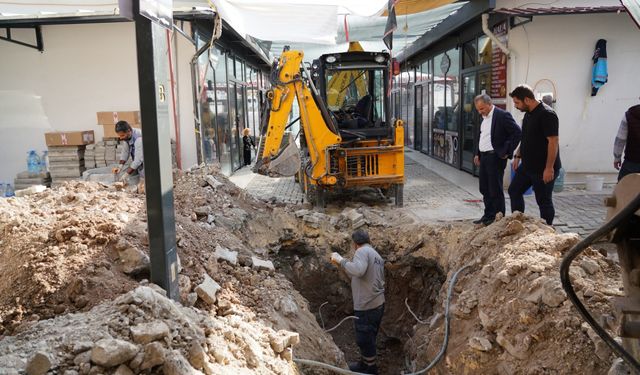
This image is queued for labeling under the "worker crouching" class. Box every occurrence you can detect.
[331,229,385,374]
[114,120,145,193]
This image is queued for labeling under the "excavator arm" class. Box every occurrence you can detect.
[253,49,341,184]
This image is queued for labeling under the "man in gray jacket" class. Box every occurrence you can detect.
[114,121,144,181]
[331,229,385,374]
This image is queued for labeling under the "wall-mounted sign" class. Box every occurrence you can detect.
[490,21,508,99]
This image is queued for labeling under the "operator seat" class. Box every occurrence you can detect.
[354,95,372,127]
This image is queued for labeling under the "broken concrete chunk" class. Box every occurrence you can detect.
[140,342,166,371]
[195,273,221,305]
[213,245,238,265]
[163,350,199,375]
[90,339,139,368]
[130,321,170,344]
[205,175,223,189]
[119,247,150,275]
[468,337,492,352]
[294,209,310,218]
[251,256,275,272]
[188,342,207,370]
[269,331,300,353]
[25,352,52,375]
[501,220,525,237]
[114,364,135,375]
[580,258,600,275]
[194,206,212,217]
[277,295,299,317]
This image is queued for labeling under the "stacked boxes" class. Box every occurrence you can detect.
[84,144,96,169]
[97,111,141,138]
[14,171,51,190]
[47,146,86,186]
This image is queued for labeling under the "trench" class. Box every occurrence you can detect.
[274,239,446,374]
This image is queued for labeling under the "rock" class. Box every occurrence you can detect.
[294,209,310,218]
[90,339,139,368]
[114,365,135,375]
[205,175,223,189]
[73,351,92,366]
[276,295,299,317]
[163,350,200,375]
[195,273,221,305]
[119,247,150,275]
[25,352,52,375]
[501,220,524,237]
[269,330,300,353]
[608,358,632,375]
[497,269,510,283]
[541,278,566,307]
[281,348,293,362]
[251,256,275,272]
[193,206,211,217]
[580,258,600,275]
[496,333,529,360]
[342,208,365,229]
[186,293,198,307]
[72,342,93,355]
[140,342,166,370]
[88,366,105,375]
[468,337,492,352]
[243,339,262,368]
[480,265,492,278]
[213,245,238,265]
[188,342,207,370]
[130,321,171,344]
[478,309,494,331]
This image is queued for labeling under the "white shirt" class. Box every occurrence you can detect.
[479,106,495,152]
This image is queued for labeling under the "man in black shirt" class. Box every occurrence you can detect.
[508,85,561,225]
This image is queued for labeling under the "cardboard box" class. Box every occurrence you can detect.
[97,111,140,125]
[45,131,95,146]
[102,123,141,138]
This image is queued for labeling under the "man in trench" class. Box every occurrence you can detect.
[331,229,385,374]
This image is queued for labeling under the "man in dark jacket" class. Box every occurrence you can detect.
[473,94,522,226]
[613,102,640,181]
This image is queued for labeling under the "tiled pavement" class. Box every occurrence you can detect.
[231,151,612,237]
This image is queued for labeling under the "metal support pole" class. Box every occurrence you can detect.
[134,3,180,300]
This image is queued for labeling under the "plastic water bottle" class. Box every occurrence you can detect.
[27,150,41,176]
[5,183,14,197]
[0,183,5,198]
[40,151,49,173]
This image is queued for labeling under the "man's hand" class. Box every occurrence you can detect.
[112,167,120,174]
[512,157,520,171]
[126,167,135,175]
[473,155,480,167]
[614,161,621,170]
[543,167,555,184]
[330,252,343,266]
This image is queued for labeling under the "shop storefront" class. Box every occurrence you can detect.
[193,22,270,175]
[392,14,501,177]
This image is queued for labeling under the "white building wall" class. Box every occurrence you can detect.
[505,12,640,173]
[0,22,198,183]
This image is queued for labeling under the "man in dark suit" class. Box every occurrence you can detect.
[473,94,522,225]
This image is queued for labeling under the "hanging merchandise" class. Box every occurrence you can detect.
[591,39,608,96]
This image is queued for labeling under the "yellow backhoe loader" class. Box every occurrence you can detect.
[253,45,405,207]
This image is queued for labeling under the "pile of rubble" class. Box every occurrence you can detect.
[401,213,622,374]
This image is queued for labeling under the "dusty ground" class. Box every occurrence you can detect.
[0,165,626,374]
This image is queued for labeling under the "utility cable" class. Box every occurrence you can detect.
[294,265,470,375]
[404,297,429,325]
[560,192,640,373]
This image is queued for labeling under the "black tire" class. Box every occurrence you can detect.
[395,183,404,207]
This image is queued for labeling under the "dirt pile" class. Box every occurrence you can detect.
[403,213,621,374]
[0,166,343,374]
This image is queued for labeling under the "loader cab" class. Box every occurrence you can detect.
[312,51,391,141]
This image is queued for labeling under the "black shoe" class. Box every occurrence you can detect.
[473,217,486,224]
[482,217,495,226]
[348,362,378,374]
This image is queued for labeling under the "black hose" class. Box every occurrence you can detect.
[560,191,640,372]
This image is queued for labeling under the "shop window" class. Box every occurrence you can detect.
[444,48,459,132]
[478,35,492,65]
[462,39,477,69]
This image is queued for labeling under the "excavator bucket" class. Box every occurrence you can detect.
[253,133,301,177]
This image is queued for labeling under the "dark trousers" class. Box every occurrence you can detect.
[243,149,252,166]
[354,304,384,359]
[618,160,640,181]
[508,166,558,225]
[479,152,507,220]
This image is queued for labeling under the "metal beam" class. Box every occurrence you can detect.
[134,2,180,300]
